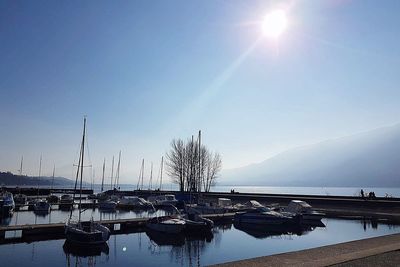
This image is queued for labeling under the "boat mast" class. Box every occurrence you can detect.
[198,130,201,193]
[51,164,55,190]
[148,162,153,190]
[110,155,114,190]
[78,117,86,222]
[141,159,144,190]
[70,132,83,221]
[116,150,121,189]
[91,168,95,191]
[19,156,23,176]
[37,154,42,196]
[136,161,141,190]
[159,156,163,191]
[101,158,105,192]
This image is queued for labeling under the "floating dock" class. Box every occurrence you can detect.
[0,213,234,244]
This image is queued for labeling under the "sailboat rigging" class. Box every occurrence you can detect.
[65,117,110,244]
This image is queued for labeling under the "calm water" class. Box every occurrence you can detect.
[0,218,399,267]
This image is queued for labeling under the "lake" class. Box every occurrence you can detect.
[0,218,399,267]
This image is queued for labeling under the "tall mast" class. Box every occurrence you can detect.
[78,117,86,222]
[149,162,153,190]
[91,168,95,191]
[160,156,163,191]
[51,164,55,190]
[136,161,141,190]
[37,154,42,196]
[101,158,105,192]
[110,155,114,190]
[70,123,84,221]
[19,156,23,176]
[198,130,201,193]
[116,150,121,189]
[141,159,144,190]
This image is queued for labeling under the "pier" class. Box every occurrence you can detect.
[0,213,234,244]
[211,233,400,267]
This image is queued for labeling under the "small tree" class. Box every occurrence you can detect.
[166,133,222,192]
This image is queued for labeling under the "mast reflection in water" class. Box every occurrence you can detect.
[63,240,109,267]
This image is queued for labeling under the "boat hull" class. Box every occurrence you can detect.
[146,216,186,234]
[65,222,110,245]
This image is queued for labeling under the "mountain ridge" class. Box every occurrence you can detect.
[221,123,400,187]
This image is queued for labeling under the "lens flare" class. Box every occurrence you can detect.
[262,9,288,38]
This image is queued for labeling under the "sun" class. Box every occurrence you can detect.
[262,9,288,38]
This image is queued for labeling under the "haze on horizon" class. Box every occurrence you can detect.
[1,1,400,185]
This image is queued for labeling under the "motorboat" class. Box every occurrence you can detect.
[185,198,238,215]
[234,206,300,226]
[59,194,74,210]
[0,191,15,217]
[98,200,117,210]
[147,194,178,206]
[118,196,152,210]
[14,194,27,205]
[146,215,186,234]
[46,194,60,204]
[182,213,214,233]
[284,200,325,222]
[33,199,50,214]
[65,117,111,245]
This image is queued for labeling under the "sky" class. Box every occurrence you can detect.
[1,0,400,185]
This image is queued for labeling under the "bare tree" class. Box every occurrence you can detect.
[166,139,186,192]
[204,152,222,192]
[166,133,222,192]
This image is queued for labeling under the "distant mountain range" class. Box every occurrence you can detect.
[221,124,400,187]
[0,171,75,186]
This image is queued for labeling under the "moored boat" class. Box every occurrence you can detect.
[59,194,74,210]
[146,215,186,234]
[98,200,117,210]
[46,194,60,204]
[65,219,110,245]
[284,200,325,222]
[0,191,15,217]
[33,199,50,214]
[183,213,214,233]
[14,194,27,205]
[148,194,178,207]
[118,196,152,210]
[65,117,110,245]
[234,206,300,226]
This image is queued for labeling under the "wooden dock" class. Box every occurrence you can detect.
[0,213,235,244]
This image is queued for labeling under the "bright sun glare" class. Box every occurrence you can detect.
[262,9,288,38]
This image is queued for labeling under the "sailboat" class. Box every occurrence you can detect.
[47,164,60,204]
[33,155,51,214]
[65,117,110,244]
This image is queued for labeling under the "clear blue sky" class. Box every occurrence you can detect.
[1,0,400,184]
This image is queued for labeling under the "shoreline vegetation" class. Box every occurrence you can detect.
[0,171,74,186]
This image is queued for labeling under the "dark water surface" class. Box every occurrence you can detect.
[0,218,399,267]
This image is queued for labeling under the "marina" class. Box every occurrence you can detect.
[1,186,400,266]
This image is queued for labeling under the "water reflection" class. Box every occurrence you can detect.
[145,230,214,267]
[233,222,321,239]
[63,241,109,267]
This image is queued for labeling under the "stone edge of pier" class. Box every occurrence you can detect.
[210,233,400,267]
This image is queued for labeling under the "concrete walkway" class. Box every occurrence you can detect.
[211,233,400,267]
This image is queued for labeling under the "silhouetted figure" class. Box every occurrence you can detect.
[361,189,364,198]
